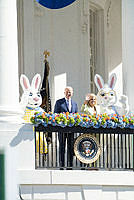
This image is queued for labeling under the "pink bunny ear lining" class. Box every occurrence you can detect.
[110,77,115,88]
[23,77,29,89]
[35,77,39,89]
[97,77,103,89]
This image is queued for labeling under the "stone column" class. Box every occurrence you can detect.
[0,1,35,198]
[122,0,134,113]
[0,0,22,122]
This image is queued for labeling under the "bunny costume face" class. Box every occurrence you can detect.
[98,86,117,107]
[20,74,42,109]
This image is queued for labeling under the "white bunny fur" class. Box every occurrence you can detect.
[94,73,129,116]
[20,74,43,116]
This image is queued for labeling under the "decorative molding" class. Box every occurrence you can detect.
[107,0,112,28]
[82,22,88,33]
[89,0,106,10]
[83,0,89,16]
[34,0,44,16]
[81,0,89,33]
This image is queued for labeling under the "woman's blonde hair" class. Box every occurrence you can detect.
[86,93,97,107]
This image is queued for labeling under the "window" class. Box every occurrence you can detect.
[89,8,98,93]
[89,5,105,93]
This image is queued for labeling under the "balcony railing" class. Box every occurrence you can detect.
[35,125,134,170]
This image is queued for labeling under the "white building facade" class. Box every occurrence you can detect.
[1,0,134,199]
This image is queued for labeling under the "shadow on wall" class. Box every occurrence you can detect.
[20,185,134,200]
[10,124,34,147]
[20,185,87,200]
[102,186,134,200]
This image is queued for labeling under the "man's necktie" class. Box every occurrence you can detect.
[66,100,69,111]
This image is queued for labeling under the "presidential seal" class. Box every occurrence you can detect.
[74,134,101,164]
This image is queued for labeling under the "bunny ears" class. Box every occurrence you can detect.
[94,73,117,90]
[20,74,41,91]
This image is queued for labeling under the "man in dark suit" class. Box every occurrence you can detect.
[54,86,78,168]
